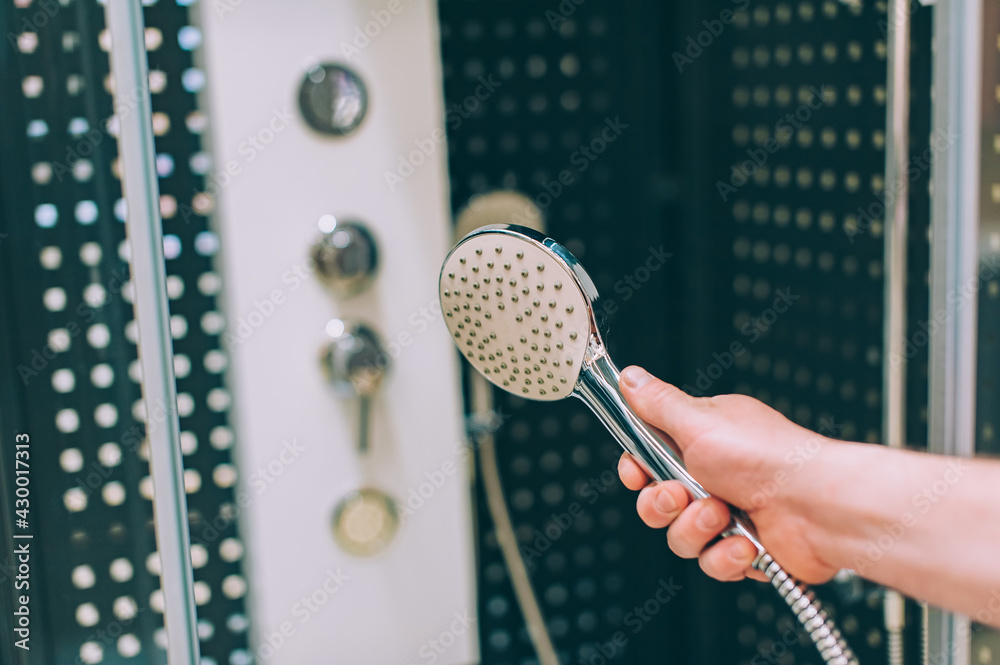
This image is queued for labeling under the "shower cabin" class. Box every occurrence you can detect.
[0,1,997,664]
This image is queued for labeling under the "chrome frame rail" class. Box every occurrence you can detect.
[105,2,200,663]
[927,0,982,663]
[884,0,911,661]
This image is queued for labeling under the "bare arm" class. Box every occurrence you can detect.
[615,366,1000,627]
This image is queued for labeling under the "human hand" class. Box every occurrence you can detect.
[616,366,839,584]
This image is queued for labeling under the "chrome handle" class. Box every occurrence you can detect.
[572,344,858,665]
[320,320,388,455]
[573,344,765,556]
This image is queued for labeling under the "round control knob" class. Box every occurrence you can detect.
[311,218,379,297]
[331,488,399,557]
[298,63,368,136]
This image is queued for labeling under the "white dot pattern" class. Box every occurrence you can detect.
[7,1,250,662]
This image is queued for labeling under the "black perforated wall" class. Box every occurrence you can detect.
[0,0,976,664]
[437,0,931,663]
[0,2,250,664]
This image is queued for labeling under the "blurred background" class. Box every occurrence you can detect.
[1,0,999,664]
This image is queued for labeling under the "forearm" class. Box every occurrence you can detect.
[792,442,1000,625]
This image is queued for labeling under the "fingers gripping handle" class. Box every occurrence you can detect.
[572,351,858,665]
[573,352,703,490]
[572,350,764,553]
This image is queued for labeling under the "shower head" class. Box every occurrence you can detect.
[439,224,601,401]
[439,224,858,665]
[440,224,700,488]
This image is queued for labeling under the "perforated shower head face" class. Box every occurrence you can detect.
[439,225,594,400]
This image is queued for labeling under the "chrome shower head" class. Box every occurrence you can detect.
[439,225,598,401]
[438,224,858,665]
[440,224,692,483]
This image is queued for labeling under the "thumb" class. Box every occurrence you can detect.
[619,366,701,451]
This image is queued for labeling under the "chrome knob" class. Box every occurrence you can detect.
[331,487,399,557]
[312,219,379,297]
[298,63,367,136]
[321,320,388,454]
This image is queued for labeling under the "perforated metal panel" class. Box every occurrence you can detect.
[0,0,975,663]
[438,0,928,662]
[973,1,1000,660]
[0,2,249,664]
[675,0,933,662]
[438,2,690,663]
[977,0,1000,461]
[712,3,897,661]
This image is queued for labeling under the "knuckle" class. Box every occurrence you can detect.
[700,547,740,581]
[705,392,747,411]
[698,555,718,578]
[666,526,696,558]
[648,383,682,410]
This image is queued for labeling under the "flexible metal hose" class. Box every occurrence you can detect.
[470,373,561,665]
[884,589,905,665]
[755,553,859,665]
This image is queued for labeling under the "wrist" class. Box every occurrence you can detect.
[779,436,869,572]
